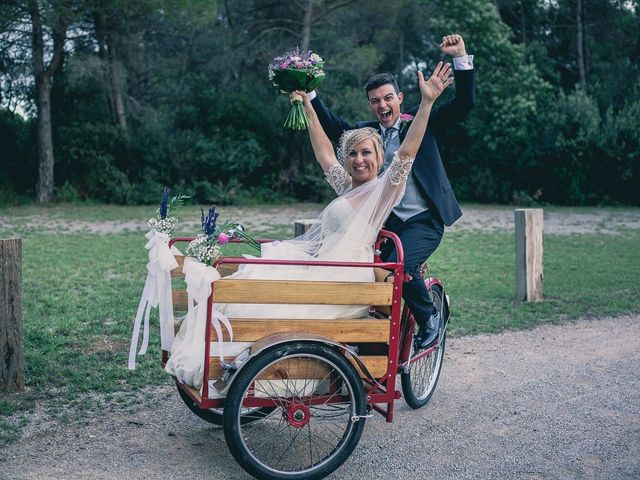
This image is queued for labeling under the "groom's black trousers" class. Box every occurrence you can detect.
[381,210,444,326]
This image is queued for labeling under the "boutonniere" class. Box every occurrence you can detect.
[399,113,414,132]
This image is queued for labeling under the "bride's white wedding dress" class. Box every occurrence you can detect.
[166,154,414,389]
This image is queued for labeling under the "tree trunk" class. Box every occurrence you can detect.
[301,0,314,51]
[29,0,69,203]
[35,74,55,203]
[173,30,196,129]
[93,11,129,137]
[107,39,129,136]
[29,0,53,203]
[520,0,527,46]
[576,0,587,91]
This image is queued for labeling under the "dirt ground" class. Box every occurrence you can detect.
[1,315,638,480]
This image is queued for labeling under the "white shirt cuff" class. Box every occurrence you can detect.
[453,54,474,70]
[307,90,317,101]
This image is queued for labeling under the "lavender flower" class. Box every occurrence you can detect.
[147,189,189,235]
[201,207,219,237]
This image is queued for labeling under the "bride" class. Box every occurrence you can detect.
[166,63,453,388]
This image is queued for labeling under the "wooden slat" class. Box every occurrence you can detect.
[173,317,390,343]
[214,279,393,305]
[173,292,187,311]
[171,255,185,277]
[207,355,388,380]
[173,320,392,345]
[350,355,389,379]
[178,383,202,403]
[206,318,389,343]
[173,279,392,307]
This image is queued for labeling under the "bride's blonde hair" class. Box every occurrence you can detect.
[337,128,384,172]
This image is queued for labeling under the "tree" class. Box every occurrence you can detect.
[1,0,637,206]
[27,0,74,203]
[574,0,587,91]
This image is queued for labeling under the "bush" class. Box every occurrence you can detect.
[595,100,640,204]
[54,122,131,203]
[54,182,82,203]
[0,109,37,196]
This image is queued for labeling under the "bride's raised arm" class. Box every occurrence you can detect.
[293,90,339,173]
[396,62,453,161]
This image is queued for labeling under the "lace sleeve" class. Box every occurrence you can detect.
[324,164,352,195]
[387,153,415,186]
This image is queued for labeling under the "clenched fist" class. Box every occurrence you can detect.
[439,34,466,58]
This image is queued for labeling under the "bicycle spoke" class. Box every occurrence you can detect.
[242,407,285,435]
[248,417,292,453]
[233,348,363,476]
[306,420,314,466]
[274,424,306,469]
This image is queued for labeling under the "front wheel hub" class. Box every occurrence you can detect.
[285,403,311,428]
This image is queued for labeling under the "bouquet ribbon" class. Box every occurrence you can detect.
[182,257,234,363]
[128,231,179,370]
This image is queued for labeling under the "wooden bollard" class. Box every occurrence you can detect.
[0,238,25,392]
[515,209,543,301]
[294,219,319,238]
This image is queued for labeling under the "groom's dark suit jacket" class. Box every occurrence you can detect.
[311,69,475,226]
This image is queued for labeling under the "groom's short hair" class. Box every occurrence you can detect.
[365,73,400,96]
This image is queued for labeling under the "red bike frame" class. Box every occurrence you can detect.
[165,229,444,423]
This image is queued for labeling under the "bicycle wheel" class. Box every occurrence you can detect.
[176,382,275,426]
[223,342,367,480]
[401,283,447,409]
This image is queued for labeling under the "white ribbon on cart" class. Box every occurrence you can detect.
[182,257,234,362]
[164,257,233,390]
[128,230,180,370]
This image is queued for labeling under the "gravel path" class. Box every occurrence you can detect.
[2,315,638,480]
[2,205,639,235]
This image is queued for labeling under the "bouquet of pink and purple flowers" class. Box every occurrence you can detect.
[268,48,325,130]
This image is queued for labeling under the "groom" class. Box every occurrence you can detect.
[309,34,475,348]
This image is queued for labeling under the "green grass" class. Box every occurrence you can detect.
[0,204,639,443]
[428,231,640,334]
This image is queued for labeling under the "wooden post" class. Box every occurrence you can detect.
[515,209,543,302]
[294,219,319,238]
[1,238,25,392]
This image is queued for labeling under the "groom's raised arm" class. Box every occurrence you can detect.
[428,67,475,130]
[406,35,475,130]
[309,94,355,143]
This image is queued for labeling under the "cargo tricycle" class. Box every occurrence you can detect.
[164,229,449,480]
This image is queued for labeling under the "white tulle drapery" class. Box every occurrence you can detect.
[128,231,180,370]
[219,159,408,320]
[164,257,234,390]
[164,155,413,387]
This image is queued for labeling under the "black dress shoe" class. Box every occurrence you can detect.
[415,311,441,349]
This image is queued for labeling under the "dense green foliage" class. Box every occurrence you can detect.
[1,0,638,205]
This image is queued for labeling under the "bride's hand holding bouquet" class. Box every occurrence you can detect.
[268,48,325,130]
